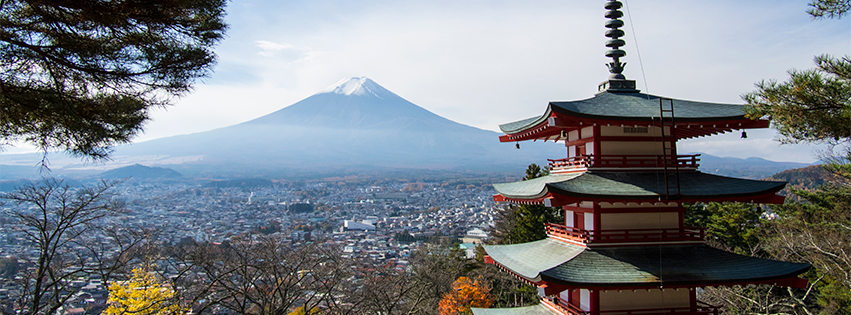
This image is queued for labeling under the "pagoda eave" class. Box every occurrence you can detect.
[538,274,811,290]
[486,253,809,291]
[471,304,560,315]
[493,172,787,207]
[499,116,768,143]
[495,191,785,207]
[484,240,811,293]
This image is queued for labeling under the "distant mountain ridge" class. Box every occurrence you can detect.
[100,164,182,179]
[110,77,562,175]
[695,154,811,179]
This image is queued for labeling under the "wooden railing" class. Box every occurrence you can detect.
[548,154,700,172]
[546,296,720,315]
[545,223,705,245]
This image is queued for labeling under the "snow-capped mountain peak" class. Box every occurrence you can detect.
[319,76,388,98]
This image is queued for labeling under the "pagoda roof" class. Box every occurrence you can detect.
[499,91,751,134]
[472,304,558,315]
[484,238,584,280]
[493,171,785,203]
[483,240,810,288]
[542,244,810,288]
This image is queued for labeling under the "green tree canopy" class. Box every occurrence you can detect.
[807,0,850,18]
[744,54,850,145]
[698,4,851,312]
[0,0,227,159]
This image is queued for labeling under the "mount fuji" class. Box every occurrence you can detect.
[87,77,564,176]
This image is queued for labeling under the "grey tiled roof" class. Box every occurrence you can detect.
[540,245,811,287]
[499,92,748,134]
[499,116,545,134]
[483,239,584,281]
[494,171,785,201]
[493,173,582,199]
[472,304,558,315]
[483,242,810,288]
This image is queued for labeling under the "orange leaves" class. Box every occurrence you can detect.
[438,276,494,315]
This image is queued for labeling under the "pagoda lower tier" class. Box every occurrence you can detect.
[483,240,810,290]
[476,240,810,315]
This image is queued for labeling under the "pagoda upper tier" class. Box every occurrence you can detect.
[499,91,768,143]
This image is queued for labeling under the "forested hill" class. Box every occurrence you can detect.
[696,154,811,179]
[767,165,838,198]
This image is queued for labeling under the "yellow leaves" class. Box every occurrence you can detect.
[438,276,494,315]
[104,266,187,315]
[286,305,318,315]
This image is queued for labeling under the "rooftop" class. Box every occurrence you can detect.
[483,239,810,289]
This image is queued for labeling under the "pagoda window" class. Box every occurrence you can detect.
[580,289,591,312]
[584,213,595,231]
[623,126,649,134]
[599,288,690,311]
[600,201,679,208]
[600,125,664,136]
[559,290,571,306]
[565,210,575,227]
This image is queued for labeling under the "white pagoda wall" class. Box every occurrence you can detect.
[599,288,689,311]
[600,212,679,230]
[600,141,666,155]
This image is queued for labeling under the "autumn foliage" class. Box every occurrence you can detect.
[286,305,318,315]
[104,266,186,315]
[438,276,494,315]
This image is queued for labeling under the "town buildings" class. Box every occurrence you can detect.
[0,178,496,314]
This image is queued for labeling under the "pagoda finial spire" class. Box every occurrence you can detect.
[604,1,626,79]
[599,0,639,93]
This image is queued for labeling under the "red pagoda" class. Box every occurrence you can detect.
[473,2,810,315]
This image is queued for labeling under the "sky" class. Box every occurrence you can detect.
[5,0,850,163]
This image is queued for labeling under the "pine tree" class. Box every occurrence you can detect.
[0,0,227,159]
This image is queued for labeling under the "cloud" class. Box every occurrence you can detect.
[255,40,297,57]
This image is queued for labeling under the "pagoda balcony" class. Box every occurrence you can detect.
[548,154,700,173]
[543,296,721,315]
[545,223,705,245]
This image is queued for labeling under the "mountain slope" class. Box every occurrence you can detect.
[114,77,561,174]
